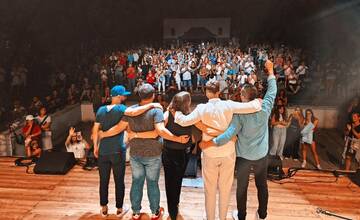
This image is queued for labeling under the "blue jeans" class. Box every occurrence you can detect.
[130,155,162,214]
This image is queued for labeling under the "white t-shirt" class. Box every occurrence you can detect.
[36,115,51,127]
[66,142,86,159]
[296,65,307,76]
[182,70,192,81]
[238,74,248,85]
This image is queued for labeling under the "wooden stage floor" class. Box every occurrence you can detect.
[0,157,359,220]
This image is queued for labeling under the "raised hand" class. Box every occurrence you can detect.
[264,59,274,75]
[69,127,75,136]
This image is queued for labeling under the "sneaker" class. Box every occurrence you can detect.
[256,212,266,220]
[316,164,322,170]
[301,160,307,168]
[232,210,239,220]
[293,158,299,161]
[279,156,284,160]
[151,207,164,220]
[284,157,289,160]
[116,204,130,218]
[100,205,108,217]
[132,213,141,220]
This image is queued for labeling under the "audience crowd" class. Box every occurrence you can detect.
[1,41,359,170]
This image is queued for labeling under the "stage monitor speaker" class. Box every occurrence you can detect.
[348,169,360,187]
[267,155,284,180]
[34,151,76,175]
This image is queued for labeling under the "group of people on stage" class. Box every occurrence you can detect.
[91,59,276,220]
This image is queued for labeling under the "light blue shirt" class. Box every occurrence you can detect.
[213,75,277,160]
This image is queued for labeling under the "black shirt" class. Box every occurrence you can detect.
[164,112,192,150]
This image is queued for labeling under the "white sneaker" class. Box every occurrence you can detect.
[316,164,322,170]
[279,156,284,160]
[116,204,130,218]
[232,210,239,220]
[301,160,307,168]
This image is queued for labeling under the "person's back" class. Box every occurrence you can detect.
[187,98,262,158]
[122,105,163,158]
[96,104,127,155]
[215,76,277,160]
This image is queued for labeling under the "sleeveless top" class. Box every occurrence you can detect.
[164,112,192,150]
[289,116,300,131]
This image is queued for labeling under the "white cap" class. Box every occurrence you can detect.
[25,115,34,121]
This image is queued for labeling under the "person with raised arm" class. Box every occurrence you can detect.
[200,59,277,220]
[173,80,262,220]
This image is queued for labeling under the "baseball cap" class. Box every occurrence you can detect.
[25,115,34,121]
[110,85,131,97]
[138,83,155,100]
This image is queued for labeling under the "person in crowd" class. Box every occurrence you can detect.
[277,89,288,106]
[156,66,166,94]
[134,78,144,95]
[287,70,300,94]
[182,66,192,93]
[36,106,53,151]
[270,105,288,160]
[65,127,90,159]
[22,115,42,147]
[173,79,262,220]
[127,63,137,91]
[146,68,156,86]
[11,100,26,121]
[199,59,276,220]
[29,96,43,116]
[199,65,208,93]
[102,86,111,105]
[98,84,190,220]
[80,87,93,102]
[300,109,321,169]
[166,79,179,102]
[26,139,42,158]
[50,89,63,110]
[68,83,80,105]
[283,107,303,160]
[347,96,360,123]
[344,113,360,170]
[91,84,103,114]
[92,85,165,218]
[296,61,307,86]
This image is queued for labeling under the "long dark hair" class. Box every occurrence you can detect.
[305,108,316,123]
[274,105,287,121]
[168,91,191,115]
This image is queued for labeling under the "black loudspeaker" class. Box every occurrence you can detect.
[348,169,360,187]
[34,151,76,175]
[267,155,284,180]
